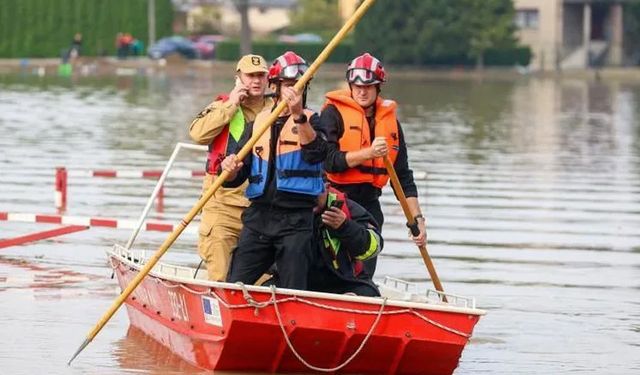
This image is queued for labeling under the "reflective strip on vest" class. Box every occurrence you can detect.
[228,109,245,142]
[206,107,246,174]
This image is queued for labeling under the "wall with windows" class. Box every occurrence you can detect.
[514,0,562,71]
[516,8,540,29]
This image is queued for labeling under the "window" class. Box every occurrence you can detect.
[515,9,539,29]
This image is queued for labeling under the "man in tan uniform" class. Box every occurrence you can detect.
[189,54,273,281]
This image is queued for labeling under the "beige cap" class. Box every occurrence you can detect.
[236,54,268,73]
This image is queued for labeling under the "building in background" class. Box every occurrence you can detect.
[514,0,630,71]
[338,0,358,23]
[173,0,296,36]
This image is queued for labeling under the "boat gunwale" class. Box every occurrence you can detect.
[108,244,486,316]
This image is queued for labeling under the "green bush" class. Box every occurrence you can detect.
[484,47,532,66]
[214,40,530,67]
[416,47,532,66]
[0,0,173,58]
[354,0,529,67]
[215,41,241,61]
[215,41,354,64]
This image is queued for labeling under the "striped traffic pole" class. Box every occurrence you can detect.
[55,167,68,210]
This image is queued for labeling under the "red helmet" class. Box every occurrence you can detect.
[346,53,386,85]
[268,51,309,82]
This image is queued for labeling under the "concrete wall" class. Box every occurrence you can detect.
[563,4,583,51]
[608,3,624,65]
[218,6,291,35]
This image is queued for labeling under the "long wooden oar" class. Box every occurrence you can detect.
[382,155,446,300]
[68,0,378,366]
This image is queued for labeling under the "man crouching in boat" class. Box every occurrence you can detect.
[308,184,382,297]
[188,54,272,281]
[220,51,327,290]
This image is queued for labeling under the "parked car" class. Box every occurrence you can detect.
[148,36,198,59]
[191,34,226,60]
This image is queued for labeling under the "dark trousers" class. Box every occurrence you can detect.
[355,199,384,280]
[227,205,314,290]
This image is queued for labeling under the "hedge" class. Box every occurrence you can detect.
[215,41,531,67]
[392,47,532,67]
[215,41,355,63]
[485,47,532,66]
[0,0,173,58]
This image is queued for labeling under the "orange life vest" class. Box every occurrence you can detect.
[324,89,400,188]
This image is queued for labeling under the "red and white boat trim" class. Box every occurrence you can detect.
[109,244,484,374]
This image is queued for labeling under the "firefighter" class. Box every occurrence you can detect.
[221,52,327,290]
[188,54,272,281]
[322,53,426,278]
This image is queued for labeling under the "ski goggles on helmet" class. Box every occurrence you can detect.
[346,68,381,85]
[280,63,308,80]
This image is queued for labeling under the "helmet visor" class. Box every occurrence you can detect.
[346,68,380,84]
[281,63,308,80]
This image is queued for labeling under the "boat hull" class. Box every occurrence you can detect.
[110,251,482,374]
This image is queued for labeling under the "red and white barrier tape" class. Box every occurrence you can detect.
[64,169,206,179]
[63,169,426,180]
[0,225,89,249]
[0,212,198,234]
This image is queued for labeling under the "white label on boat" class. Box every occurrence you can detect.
[202,296,222,327]
[168,290,189,322]
[133,285,156,307]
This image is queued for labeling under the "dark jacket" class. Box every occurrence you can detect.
[308,196,382,297]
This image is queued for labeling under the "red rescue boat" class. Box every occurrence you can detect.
[108,245,484,374]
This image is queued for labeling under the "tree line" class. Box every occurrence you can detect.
[353,0,521,68]
[0,0,173,58]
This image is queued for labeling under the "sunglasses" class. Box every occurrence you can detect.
[346,68,380,84]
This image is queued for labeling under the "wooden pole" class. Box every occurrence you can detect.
[68,0,378,365]
[382,156,446,299]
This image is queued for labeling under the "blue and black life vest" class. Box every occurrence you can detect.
[246,109,323,199]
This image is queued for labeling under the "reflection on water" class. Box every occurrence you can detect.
[1,70,640,374]
[114,326,206,375]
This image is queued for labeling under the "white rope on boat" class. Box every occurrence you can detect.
[237,281,274,309]
[269,285,387,373]
[410,310,472,337]
[113,262,471,338]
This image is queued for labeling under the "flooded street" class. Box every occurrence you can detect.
[1,68,639,374]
